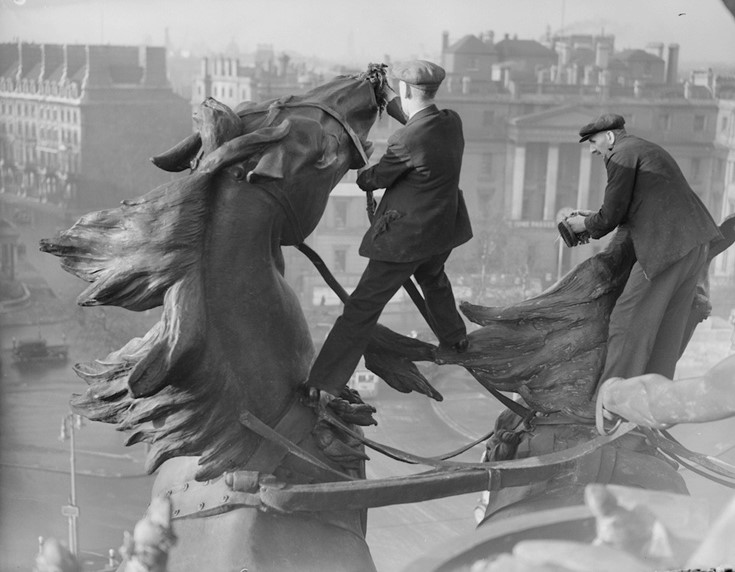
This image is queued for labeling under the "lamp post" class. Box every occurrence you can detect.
[58,412,82,555]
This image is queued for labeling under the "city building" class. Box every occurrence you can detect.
[191,46,323,116]
[715,97,735,282]
[0,41,192,214]
[432,31,730,294]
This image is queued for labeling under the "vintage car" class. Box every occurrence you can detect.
[12,337,68,363]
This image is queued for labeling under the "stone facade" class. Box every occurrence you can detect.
[0,41,192,214]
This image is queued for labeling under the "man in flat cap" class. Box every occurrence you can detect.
[566,113,721,389]
[305,59,472,399]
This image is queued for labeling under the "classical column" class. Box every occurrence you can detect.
[543,144,560,220]
[577,147,592,210]
[511,144,526,220]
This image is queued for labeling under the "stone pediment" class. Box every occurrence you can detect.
[509,106,598,143]
[511,106,596,129]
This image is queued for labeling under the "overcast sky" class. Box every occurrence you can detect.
[1,0,734,67]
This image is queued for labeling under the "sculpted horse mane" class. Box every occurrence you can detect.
[58,171,239,479]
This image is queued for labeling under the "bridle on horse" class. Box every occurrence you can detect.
[234,96,372,244]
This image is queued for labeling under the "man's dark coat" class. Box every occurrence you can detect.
[356,100,473,262]
[584,133,721,278]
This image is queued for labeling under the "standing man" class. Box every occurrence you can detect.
[305,60,472,397]
[566,113,721,387]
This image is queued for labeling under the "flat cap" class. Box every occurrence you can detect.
[579,113,626,142]
[389,60,446,87]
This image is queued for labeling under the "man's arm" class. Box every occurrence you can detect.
[381,82,408,125]
[600,354,735,428]
[567,150,637,237]
[356,139,412,192]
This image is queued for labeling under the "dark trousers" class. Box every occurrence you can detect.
[307,250,466,393]
[599,243,708,385]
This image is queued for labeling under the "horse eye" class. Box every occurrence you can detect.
[230,165,246,181]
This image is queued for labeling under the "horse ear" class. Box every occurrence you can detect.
[150,133,203,173]
[314,133,340,171]
[247,146,287,182]
[197,98,243,155]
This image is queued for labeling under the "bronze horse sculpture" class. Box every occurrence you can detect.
[40,59,735,570]
[41,66,391,571]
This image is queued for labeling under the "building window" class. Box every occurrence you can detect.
[333,198,348,229]
[477,188,495,219]
[721,116,729,132]
[694,115,706,132]
[658,113,672,130]
[334,248,347,273]
[482,153,493,178]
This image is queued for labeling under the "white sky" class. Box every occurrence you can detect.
[1,0,734,67]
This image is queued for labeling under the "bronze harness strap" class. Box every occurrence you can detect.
[166,418,635,518]
[256,421,636,513]
[641,427,735,488]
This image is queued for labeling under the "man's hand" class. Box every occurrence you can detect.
[301,384,377,426]
[565,214,588,233]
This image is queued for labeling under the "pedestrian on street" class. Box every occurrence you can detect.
[566,113,721,387]
[305,60,472,397]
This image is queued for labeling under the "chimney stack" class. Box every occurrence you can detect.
[140,46,167,87]
[666,43,679,85]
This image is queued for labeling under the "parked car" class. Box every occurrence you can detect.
[13,209,31,225]
[12,337,68,363]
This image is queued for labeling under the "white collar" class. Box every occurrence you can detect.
[408,103,433,119]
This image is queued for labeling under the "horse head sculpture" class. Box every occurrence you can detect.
[40,65,390,572]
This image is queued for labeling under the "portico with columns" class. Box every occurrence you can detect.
[507,106,606,223]
[503,106,609,277]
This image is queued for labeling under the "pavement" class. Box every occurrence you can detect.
[0,256,73,327]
